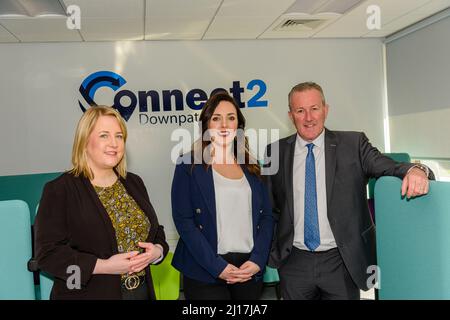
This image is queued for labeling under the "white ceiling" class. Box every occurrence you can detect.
[0,0,448,43]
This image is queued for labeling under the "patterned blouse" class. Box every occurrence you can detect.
[94,179,151,279]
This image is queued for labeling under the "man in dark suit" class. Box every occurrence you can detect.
[265,82,433,300]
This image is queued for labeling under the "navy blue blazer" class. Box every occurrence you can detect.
[171,157,274,284]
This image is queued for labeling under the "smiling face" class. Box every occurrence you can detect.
[288,89,329,142]
[85,115,125,175]
[207,100,239,147]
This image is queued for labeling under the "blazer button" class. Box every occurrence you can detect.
[259,209,263,213]
[196,208,201,214]
[257,225,260,230]
[199,224,203,230]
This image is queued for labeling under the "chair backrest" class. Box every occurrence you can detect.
[0,200,35,299]
[375,177,450,299]
[34,204,55,300]
[368,153,411,200]
[0,172,61,224]
[368,153,411,223]
[39,272,54,300]
[150,252,180,300]
[263,266,280,283]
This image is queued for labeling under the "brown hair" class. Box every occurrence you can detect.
[195,91,260,177]
[69,106,128,180]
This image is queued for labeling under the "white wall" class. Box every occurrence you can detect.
[0,39,385,239]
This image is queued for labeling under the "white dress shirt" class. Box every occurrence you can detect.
[293,130,337,251]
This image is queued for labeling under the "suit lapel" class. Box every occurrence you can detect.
[285,134,296,223]
[243,167,259,234]
[325,129,337,208]
[193,165,217,227]
[80,176,118,253]
[194,164,261,235]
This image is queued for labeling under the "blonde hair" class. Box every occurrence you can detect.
[69,106,128,180]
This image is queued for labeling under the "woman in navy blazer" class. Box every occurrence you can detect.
[171,92,274,300]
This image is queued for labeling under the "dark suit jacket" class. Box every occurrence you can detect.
[266,129,431,290]
[171,157,274,284]
[34,171,169,300]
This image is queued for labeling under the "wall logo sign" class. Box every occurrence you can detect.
[78,71,129,117]
[78,71,268,125]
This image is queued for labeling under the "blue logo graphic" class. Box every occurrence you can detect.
[78,71,132,120]
[78,71,268,123]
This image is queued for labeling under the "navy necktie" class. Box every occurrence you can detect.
[304,143,320,251]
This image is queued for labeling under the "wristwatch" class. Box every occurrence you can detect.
[411,164,430,178]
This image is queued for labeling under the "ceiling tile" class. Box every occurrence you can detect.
[63,0,144,41]
[0,0,446,42]
[204,0,296,39]
[313,0,432,38]
[145,0,221,40]
[365,0,450,37]
[0,17,82,42]
[0,23,18,42]
[80,18,144,41]
[62,0,143,18]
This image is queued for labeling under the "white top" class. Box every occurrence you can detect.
[213,168,254,255]
[293,130,337,251]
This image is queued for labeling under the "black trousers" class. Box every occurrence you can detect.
[279,247,360,300]
[183,252,263,300]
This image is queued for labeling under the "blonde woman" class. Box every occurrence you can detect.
[35,106,168,300]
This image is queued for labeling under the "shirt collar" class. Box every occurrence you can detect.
[295,129,325,151]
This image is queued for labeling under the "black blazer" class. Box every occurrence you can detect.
[266,129,431,290]
[34,171,169,300]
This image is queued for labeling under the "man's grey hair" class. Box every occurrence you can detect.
[288,82,326,109]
